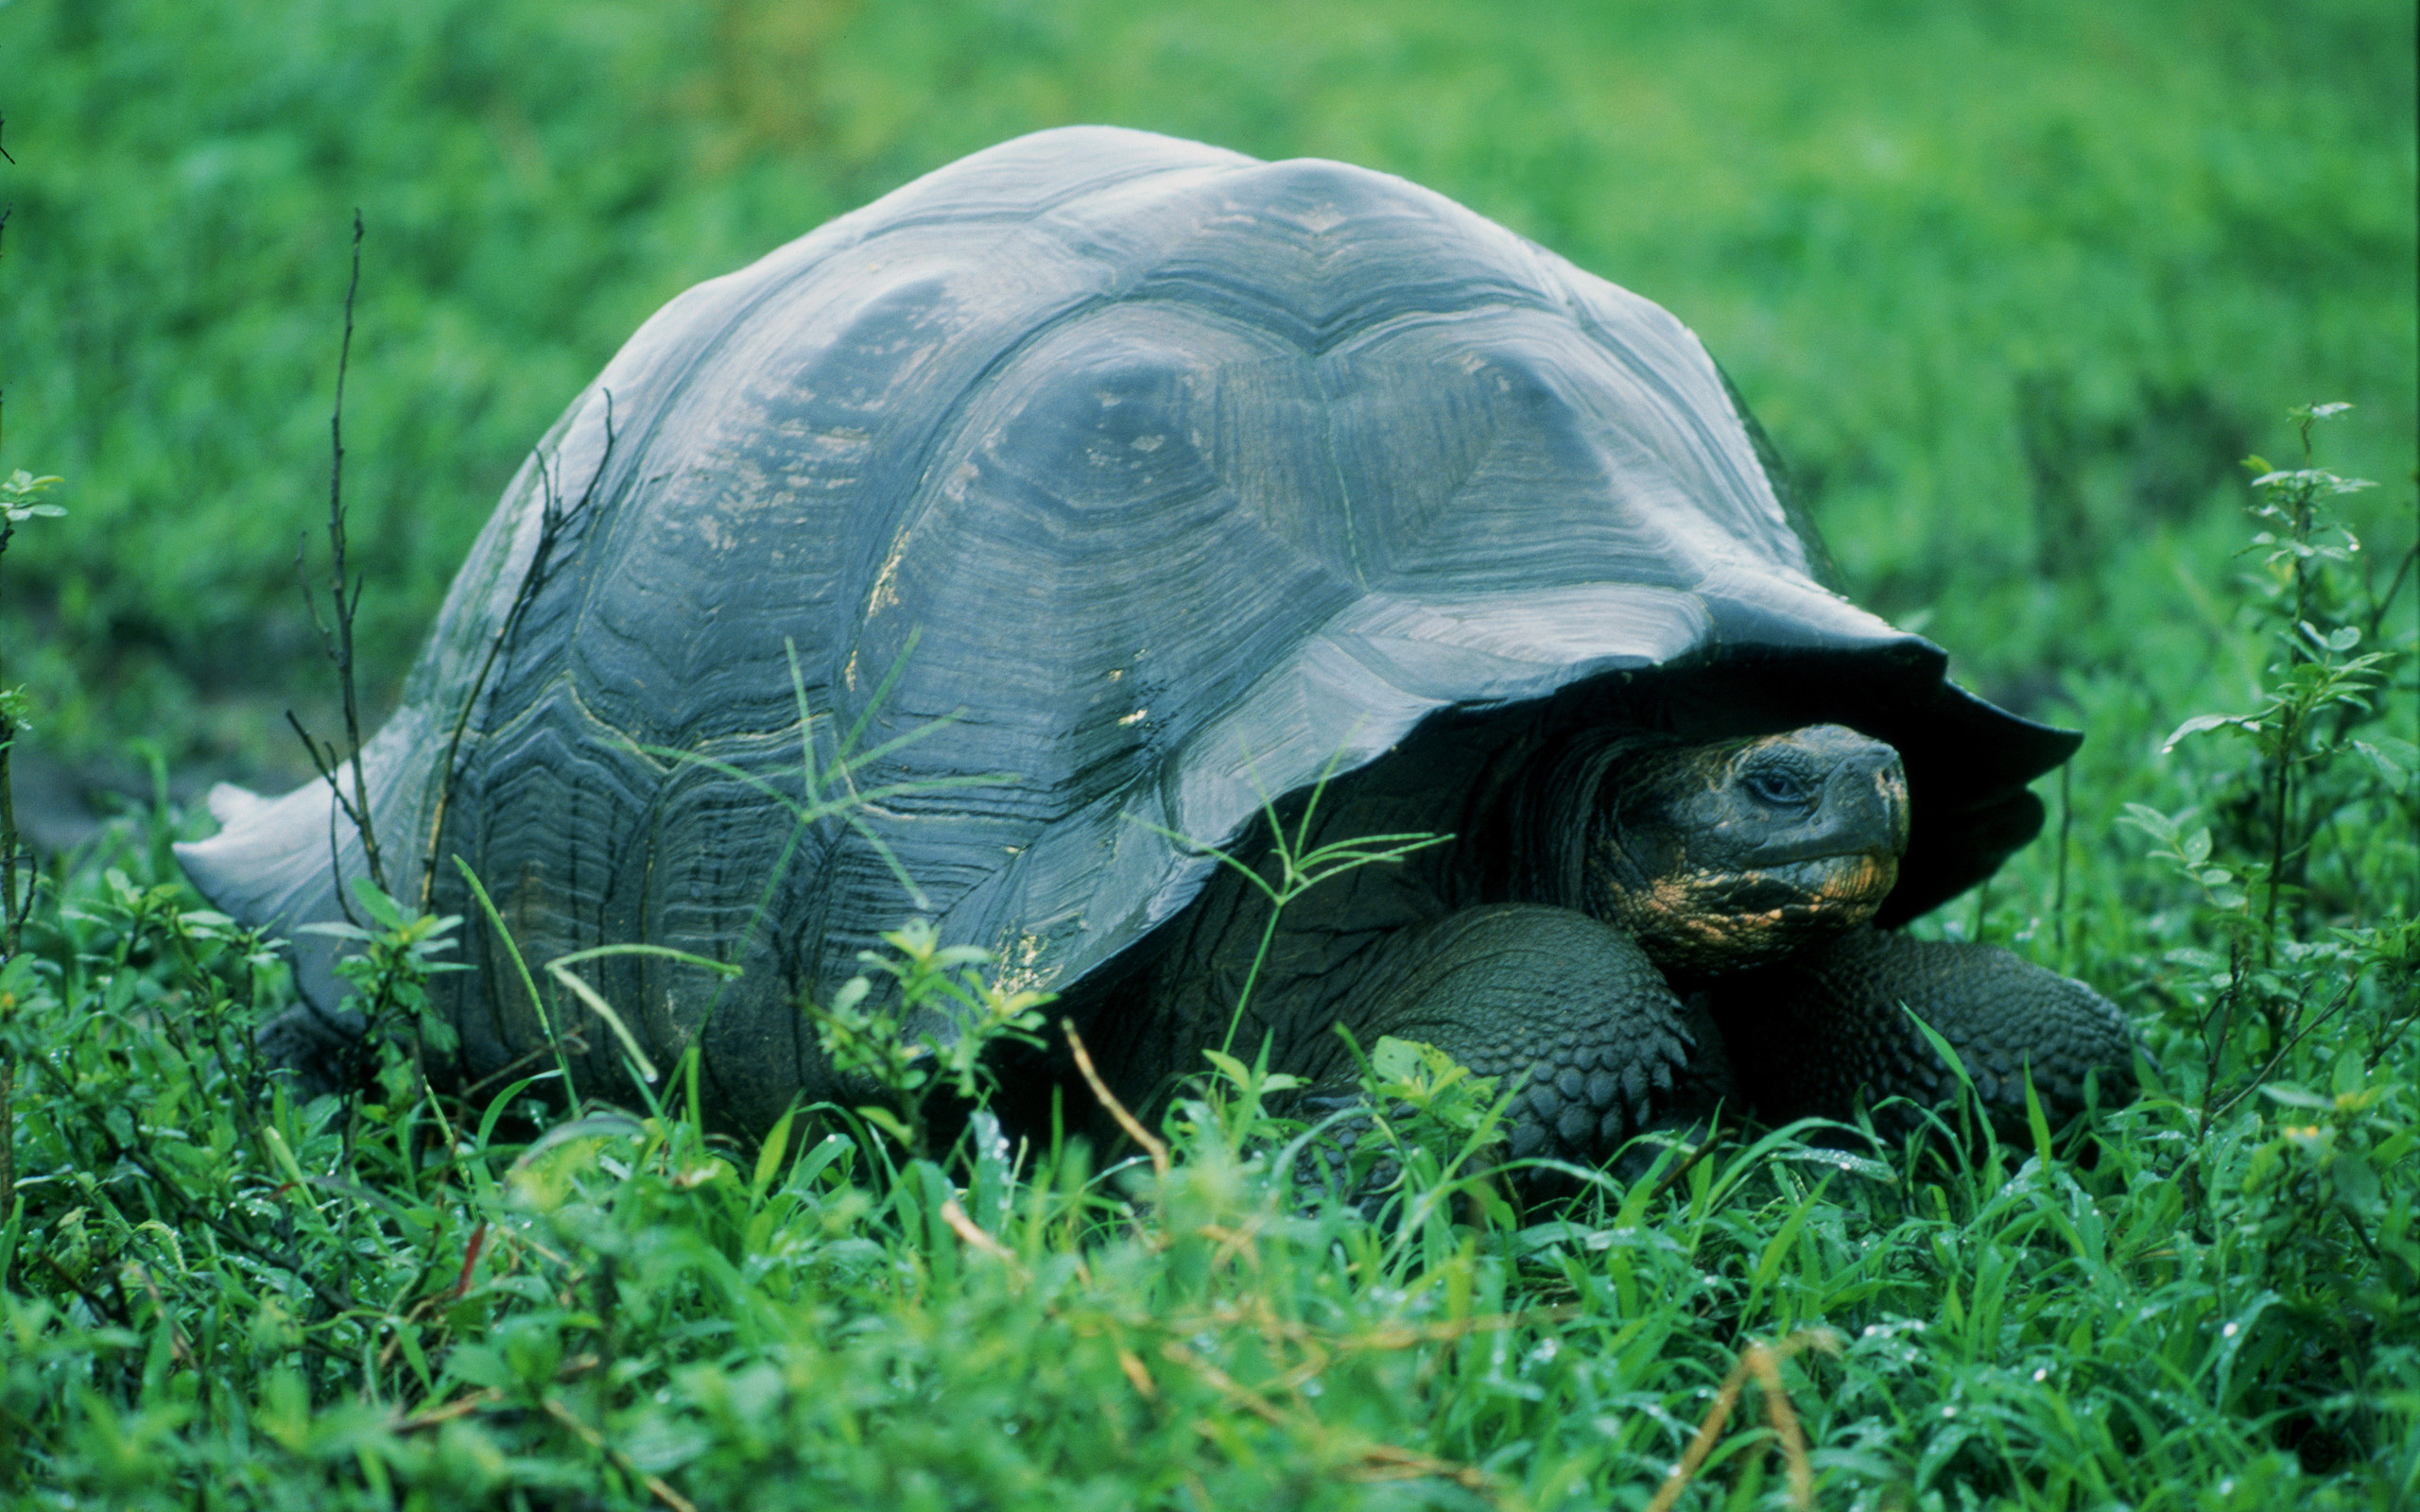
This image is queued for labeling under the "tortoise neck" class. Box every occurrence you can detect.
[1461,724,1681,913]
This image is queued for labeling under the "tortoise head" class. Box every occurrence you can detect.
[1583,724,1910,975]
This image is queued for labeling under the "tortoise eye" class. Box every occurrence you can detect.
[1741,765,1814,809]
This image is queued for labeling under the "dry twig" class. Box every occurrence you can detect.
[543,1396,700,1512]
[1063,1018,1170,1179]
[290,210,389,906]
[1646,1328,1844,1512]
[939,1196,1021,1268]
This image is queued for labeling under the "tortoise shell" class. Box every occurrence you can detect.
[178,127,2074,1128]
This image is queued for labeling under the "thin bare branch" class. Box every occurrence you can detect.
[326,210,387,897]
[289,212,388,918]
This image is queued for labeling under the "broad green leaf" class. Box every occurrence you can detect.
[2164,712,2247,752]
[2258,1083,2332,1110]
[2333,1152,2382,1209]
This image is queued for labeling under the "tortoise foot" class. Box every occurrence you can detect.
[1710,928,2137,1142]
[1296,904,1703,1168]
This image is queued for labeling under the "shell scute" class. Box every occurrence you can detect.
[176,127,2077,1116]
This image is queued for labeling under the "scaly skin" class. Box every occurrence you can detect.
[1101,722,2133,1167]
[252,718,2138,1162]
[1706,929,2138,1143]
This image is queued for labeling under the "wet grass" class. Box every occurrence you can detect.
[0,0,2414,1505]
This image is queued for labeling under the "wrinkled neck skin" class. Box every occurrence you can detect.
[1573,725,1910,979]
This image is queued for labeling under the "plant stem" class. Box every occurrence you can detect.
[2261,428,2325,962]
[0,522,16,964]
[326,211,388,899]
[0,1049,12,1231]
[0,200,18,1224]
[1222,900,1288,1061]
[2054,762,2071,968]
[2264,711,2290,973]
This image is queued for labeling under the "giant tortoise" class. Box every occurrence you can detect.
[178,127,2135,1161]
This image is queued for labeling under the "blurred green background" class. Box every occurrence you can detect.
[2,0,2412,801]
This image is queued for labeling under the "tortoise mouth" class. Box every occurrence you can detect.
[1611,849,1899,976]
[1736,850,1900,912]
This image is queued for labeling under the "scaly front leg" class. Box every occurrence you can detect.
[1292,903,1709,1164]
[1706,929,2137,1142]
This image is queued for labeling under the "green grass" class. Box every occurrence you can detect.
[1,693,2413,1508]
[1,0,2416,1505]
[0,0,2411,772]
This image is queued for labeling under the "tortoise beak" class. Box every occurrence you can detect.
[1735,730,1910,868]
